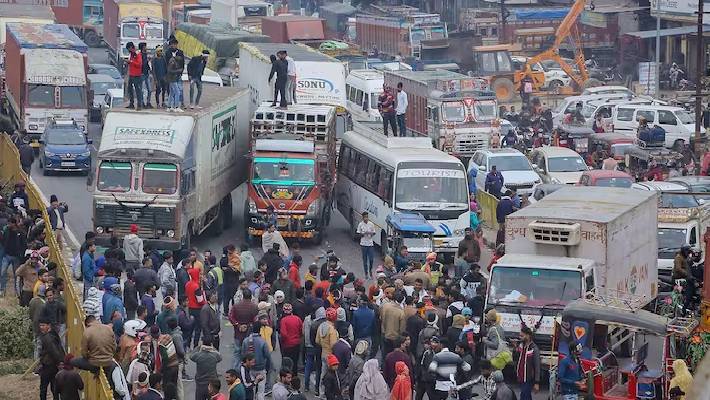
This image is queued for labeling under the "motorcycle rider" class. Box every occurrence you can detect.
[673,245,696,312]
[501,129,517,148]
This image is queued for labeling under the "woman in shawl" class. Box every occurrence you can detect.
[354,359,390,400]
[390,361,412,400]
[670,359,693,400]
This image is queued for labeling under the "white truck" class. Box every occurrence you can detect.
[486,187,658,342]
[91,87,250,250]
[657,201,710,275]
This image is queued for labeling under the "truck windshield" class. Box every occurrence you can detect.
[145,23,163,39]
[658,228,687,259]
[442,102,465,122]
[122,23,140,38]
[61,87,86,107]
[474,100,497,121]
[660,193,698,208]
[142,163,177,194]
[395,163,468,210]
[488,266,582,306]
[27,84,54,107]
[548,156,587,172]
[98,161,132,192]
[252,158,315,185]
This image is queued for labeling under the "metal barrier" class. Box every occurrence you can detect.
[476,189,499,231]
[0,134,113,399]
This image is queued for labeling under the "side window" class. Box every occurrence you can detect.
[365,159,380,192]
[346,84,352,101]
[181,169,195,194]
[338,146,351,174]
[379,169,393,202]
[599,106,612,118]
[637,110,655,123]
[355,153,368,184]
[539,156,547,172]
[363,93,369,110]
[355,90,364,108]
[658,110,678,125]
[347,150,359,178]
[616,108,634,121]
[690,226,697,246]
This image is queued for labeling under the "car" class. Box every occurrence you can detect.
[529,146,589,184]
[181,65,223,87]
[39,119,92,175]
[88,63,124,86]
[89,74,122,122]
[577,170,634,187]
[511,56,571,90]
[529,183,565,203]
[581,85,636,98]
[101,88,125,126]
[468,148,541,195]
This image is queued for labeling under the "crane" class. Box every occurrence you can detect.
[514,0,589,92]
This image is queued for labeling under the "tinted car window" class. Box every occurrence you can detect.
[616,108,634,121]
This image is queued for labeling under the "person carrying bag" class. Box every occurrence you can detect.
[482,309,513,370]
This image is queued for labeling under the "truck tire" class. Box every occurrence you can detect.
[83,30,101,48]
[222,194,233,229]
[492,78,515,102]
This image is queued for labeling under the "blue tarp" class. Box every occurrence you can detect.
[511,8,570,21]
[387,213,436,234]
[6,23,88,53]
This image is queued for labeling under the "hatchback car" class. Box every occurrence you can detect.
[89,74,122,122]
[468,148,541,195]
[39,119,92,175]
[529,146,588,184]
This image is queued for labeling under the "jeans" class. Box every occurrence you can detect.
[396,113,407,136]
[520,381,533,400]
[286,75,296,104]
[189,308,202,347]
[313,351,322,393]
[155,78,167,105]
[189,78,203,106]
[361,245,374,276]
[223,284,236,316]
[128,75,144,107]
[232,338,243,369]
[142,74,152,105]
[382,112,397,136]
[39,365,58,400]
[303,347,315,390]
[274,79,287,107]
[168,81,181,108]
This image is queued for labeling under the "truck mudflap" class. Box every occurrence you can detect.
[248,228,315,239]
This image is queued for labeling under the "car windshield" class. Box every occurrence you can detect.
[98,161,131,192]
[676,110,694,124]
[27,84,54,107]
[658,228,687,257]
[582,104,596,118]
[142,163,177,194]
[489,266,582,306]
[490,155,532,171]
[61,87,86,107]
[93,67,122,80]
[594,177,633,188]
[46,128,85,145]
[252,158,315,185]
[442,102,465,122]
[395,164,468,209]
[660,192,698,208]
[474,100,497,121]
[91,81,120,95]
[548,156,587,172]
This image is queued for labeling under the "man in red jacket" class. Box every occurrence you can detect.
[279,303,303,372]
[185,267,206,348]
[126,42,144,110]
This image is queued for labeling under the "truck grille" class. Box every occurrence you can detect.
[95,204,175,234]
[506,183,534,191]
[453,136,488,154]
[526,221,581,245]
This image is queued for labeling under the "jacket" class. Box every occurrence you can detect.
[186,268,206,310]
[516,341,541,384]
[457,236,481,264]
[166,55,184,83]
[47,204,67,230]
[140,50,150,75]
[279,314,303,348]
[134,267,160,293]
[272,278,294,303]
[332,339,351,374]
[176,265,190,300]
[18,145,34,168]
[241,333,271,371]
[152,56,167,79]
[351,305,376,340]
[187,56,207,80]
[158,262,177,294]
[429,349,471,391]
[123,280,138,311]
[55,369,84,400]
[200,303,221,341]
[268,58,288,82]
[128,51,143,77]
[485,171,504,196]
[16,260,38,292]
[384,349,414,388]
[315,320,339,357]
[558,355,582,394]
[81,251,96,283]
[380,302,406,341]
[288,263,301,288]
[322,370,343,400]
[496,197,515,224]
[2,225,25,257]
[82,320,117,367]
[190,345,222,384]
[416,321,439,359]
[229,299,258,341]
[261,249,283,284]
[460,271,485,299]
[123,233,144,262]
[102,291,125,324]
[39,330,65,367]
[157,308,176,334]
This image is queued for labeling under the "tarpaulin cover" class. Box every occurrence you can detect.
[175,22,270,70]
[6,23,87,53]
[511,8,569,21]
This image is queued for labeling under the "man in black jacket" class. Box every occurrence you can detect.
[152,46,168,108]
[164,37,186,109]
[139,42,153,108]
[18,140,34,176]
[187,50,209,109]
[261,244,284,284]
[268,51,288,108]
[39,317,65,400]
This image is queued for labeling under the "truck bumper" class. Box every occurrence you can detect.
[95,234,181,251]
[248,228,317,239]
[246,215,322,238]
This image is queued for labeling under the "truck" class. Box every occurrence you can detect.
[209,0,274,33]
[656,197,710,275]
[238,42,347,113]
[260,15,326,43]
[244,102,337,243]
[91,87,250,250]
[383,69,498,158]
[485,187,658,347]
[51,0,104,48]
[103,0,165,70]
[0,5,55,44]
[3,23,89,146]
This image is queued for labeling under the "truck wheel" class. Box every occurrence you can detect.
[222,194,233,229]
[83,30,101,48]
[492,78,515,102]
[379,231,389,258]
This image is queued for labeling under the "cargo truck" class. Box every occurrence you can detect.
[260,15,326,43]
[383,69,498,158]
[486,187,658,346]
[656,196,710,275]
[103,0,165,71]
[0,5,55,44]
[91,87,250,250]
[244,102,337,244]
[3,23,89,146]
[355,8,447,58]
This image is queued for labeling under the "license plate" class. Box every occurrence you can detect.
[277,219,288,227]
[61,162,75,167]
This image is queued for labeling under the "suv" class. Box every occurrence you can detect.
[39,119,92,175]
[529,146,588,184]
[469,148,540,195]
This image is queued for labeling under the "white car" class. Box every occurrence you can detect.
[512,56,571,90]
[529,146,588,184]
[469,148,541,195]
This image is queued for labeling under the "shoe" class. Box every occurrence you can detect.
[188,104,194,109]
[195,105,203,109]
[174,107,184,113]
[135,107,142,111]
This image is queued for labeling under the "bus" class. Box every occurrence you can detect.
[335,121,470,258]
[346,69,384,122]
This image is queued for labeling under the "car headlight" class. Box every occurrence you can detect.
[45,151,56,157]
[95,226,104,234]
[306,200,320,217]
[248,200,257,214]
[166,230,175,238]
[80,151,91,157]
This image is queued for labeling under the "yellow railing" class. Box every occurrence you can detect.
[0,134,113,399]
[476,189,499,231]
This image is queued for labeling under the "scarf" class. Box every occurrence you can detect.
[354,359,389,400]
[390,361,412,400]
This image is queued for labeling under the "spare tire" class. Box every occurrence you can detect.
[492,78,515,102]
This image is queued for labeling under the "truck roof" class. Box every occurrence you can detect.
[496,254,595,270]
[511,187,657,224]
[0,4,55,19]
[386,69,467,82]
[26,49,86,86]
[6,23,87,53]
[241,42,340,62]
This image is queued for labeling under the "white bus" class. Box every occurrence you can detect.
[336,121,470,257]
[346,69,384,122]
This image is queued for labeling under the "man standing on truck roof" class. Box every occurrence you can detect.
[166,51,185,113]
[378,85,397,136]
[139,42,153,109]
[284,51,297,105]
[188,50,210,110]
[152,46,167,108]
[126,42,144,110]
[164,37,186,109]
[395,82,408,137]
[269,52,289,109]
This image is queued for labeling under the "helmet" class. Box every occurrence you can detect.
[124,319,147,338]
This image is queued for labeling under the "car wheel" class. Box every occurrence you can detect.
[83,30,101,47]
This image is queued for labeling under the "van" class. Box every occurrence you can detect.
[551,94,636,127]
[346,69,384,122]
[612,105,704,149]
[585,98,663,131]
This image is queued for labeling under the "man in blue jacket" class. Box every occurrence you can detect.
[241,322,272,399]
[102,283,125,324]
[496,190,516,224]
[558,344,584,400]
[351,295,376,343]
[81,243,97,300]
[485,165,504,198]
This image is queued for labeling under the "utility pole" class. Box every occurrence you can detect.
[695,0,704,164]
[655,0,661,96]
[500,0,506,43]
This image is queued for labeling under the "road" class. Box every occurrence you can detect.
[28,48,552,400]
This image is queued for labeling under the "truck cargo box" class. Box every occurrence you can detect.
[261,15,326,43]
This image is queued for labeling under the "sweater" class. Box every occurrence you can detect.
[123,233,144,262]
[241,333,271,371]
[128,51,142,77]
[190,345,222,384]
[279,314,303,349]
[557,355,582,395]
[332,339,351,374]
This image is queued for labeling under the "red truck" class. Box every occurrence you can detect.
[51,0,104,47]
[260,15,326,43]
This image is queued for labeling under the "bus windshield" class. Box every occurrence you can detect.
[488,266,582,306]
[395,162,468,210]
[442,102,466,122]
[252,158,315,185]
[98,161,131,192]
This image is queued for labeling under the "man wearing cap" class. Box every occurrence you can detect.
[279,303,303,371]
[187,50,210,109]
[322,354,342,400]
[241,322,271,399]
[10,181,28,211]
[126,41,144,110]
[47,194,68,245]
[123,224,144,273]
[38,316,64,400]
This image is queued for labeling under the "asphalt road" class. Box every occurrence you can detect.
[28,47,552,400]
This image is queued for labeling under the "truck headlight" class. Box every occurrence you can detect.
[95,226,104,234]
[167,230,175,238]
[453,228,465,236]
[248,200,257,214]
[306,200,320,217]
